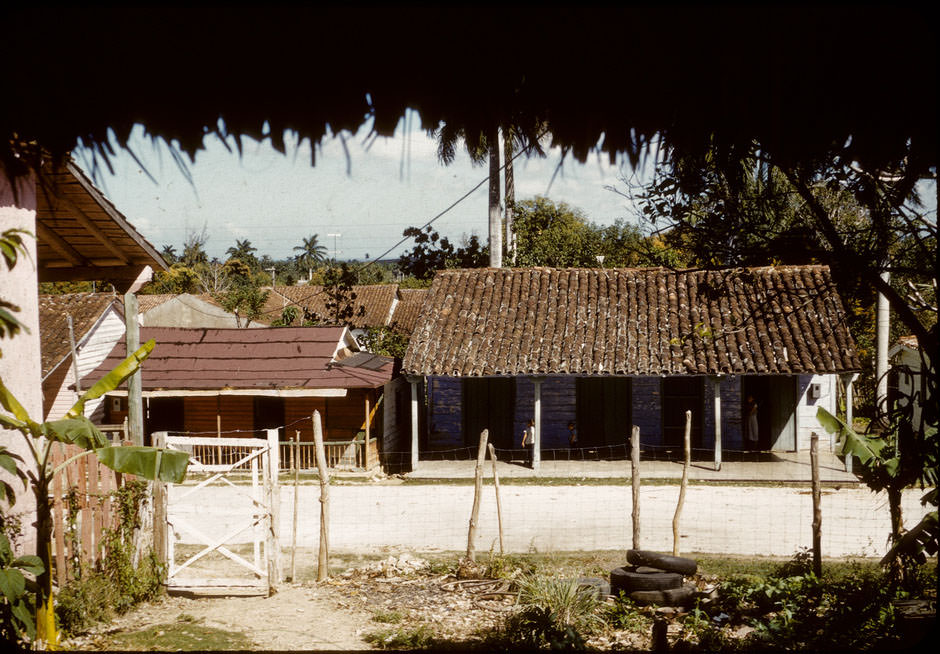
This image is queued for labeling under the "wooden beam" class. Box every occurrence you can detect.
[38,180,132,264]
[37,264,148,283]
[35,220,88,266]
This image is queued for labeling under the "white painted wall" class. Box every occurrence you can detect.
[0,168,40,555]
[795,373,840,451]
[891,344,931,428]
[45,306,126,420]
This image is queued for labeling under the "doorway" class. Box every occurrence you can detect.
[662,377,704,448]
[463,377,515,449]
[740,376,796,451]
[576,377,632,447]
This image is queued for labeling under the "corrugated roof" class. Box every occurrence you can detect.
[391,288,429,335]
[83,326,393,391]
[38,293,121,377]
[402,266,861,377]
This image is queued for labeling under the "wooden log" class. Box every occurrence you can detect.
[78,454,91,564]
[631,425,641,550]
[811,432,822,577]
[151,432,167,568]
[672,410,691,556]
[52,445,67,587]
[290,430,300,582]
[267,428,282,586]
[100,463,112,556]
[467,429,489,562]
[312,411,331,581]
[487,442,504,555]
[89,456,101,564]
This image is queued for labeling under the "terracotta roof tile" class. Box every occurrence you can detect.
[390,288,429,335]
[255,284,398,328]
[402,266,861,377]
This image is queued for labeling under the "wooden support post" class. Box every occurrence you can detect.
[216,411,222,466]
[312,411,331,581]
[408,376,420,472]
[673,410,691,556]
[713,376,722,471]
[290,430,300,582]
[123,291,144,446]
[266,428,282,587]
[842,373,857,473]
[532,377,543,471]
[66,314,82,401]
[631,425,641,550]
[364,397,371,470]
[811,432,822,577]
[487,443,504,555]
[151,432,167,568]
[467,429,489,562]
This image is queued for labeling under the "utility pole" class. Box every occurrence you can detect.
[266,267,276,287]
[327,233,342,264]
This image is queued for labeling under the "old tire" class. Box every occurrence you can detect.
[610,567,683,594]
[629,584,696,607]
[626,550,698,576]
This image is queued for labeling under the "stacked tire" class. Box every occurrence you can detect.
[610,550,698,607]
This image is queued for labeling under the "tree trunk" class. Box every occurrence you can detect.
[887,485,905,585]
[488,126,502,268]
[503,128,515,264]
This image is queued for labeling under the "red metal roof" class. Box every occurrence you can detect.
[83,326,393,392]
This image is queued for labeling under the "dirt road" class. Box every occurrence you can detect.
[169,481,929,558]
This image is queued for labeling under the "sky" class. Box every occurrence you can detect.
[73,110,649,263]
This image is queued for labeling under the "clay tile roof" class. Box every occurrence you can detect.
[402,266,861,377]
[896,335,920,350]
[257,284,398,328]
[82,326,393,391]
[38,293,120,377]
[136,294,178,313]
[391,288,429,335]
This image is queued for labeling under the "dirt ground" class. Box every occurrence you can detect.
[62,552,653,651]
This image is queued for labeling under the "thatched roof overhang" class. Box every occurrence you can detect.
[402,266,861,378]
[3,7,935,180]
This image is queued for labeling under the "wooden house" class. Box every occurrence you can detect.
[82,326,395,468]
[400,266,862,470]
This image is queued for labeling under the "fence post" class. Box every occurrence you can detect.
[673,410,691,556]
[312,411,331,581]
[151,431,168,568]
[487,443,504,555]
[365,397,372,471]
[290,430,300,582]
[467,429,489,562]
[811,432,822,577]
[266,428,282,586]
[631,426,641,550]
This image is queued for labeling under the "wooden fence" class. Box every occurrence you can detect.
[49,441,136,587]
[178,438,380,472]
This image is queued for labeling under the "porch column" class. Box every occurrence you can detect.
[712,376,722,471]
[406,375,421,472]
[530,376,544,471]
[841,373,859,473]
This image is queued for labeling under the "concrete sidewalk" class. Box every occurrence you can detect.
[404,450,860,483]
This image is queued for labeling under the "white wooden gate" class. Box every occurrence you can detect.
[158,430,281,596]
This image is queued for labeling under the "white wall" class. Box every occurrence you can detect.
[796,373,840,451]
[0,168,40,555]
[45,307,126,420]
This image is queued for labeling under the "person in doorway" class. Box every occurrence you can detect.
[521,419,535,466]
[745,394,759,448]
[567,421,578,447]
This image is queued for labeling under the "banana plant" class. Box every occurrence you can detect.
[0,338,189,648]
[817,406,937,584]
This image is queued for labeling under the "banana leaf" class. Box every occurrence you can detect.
[42,417,109,450]
[816,406,887,465]
[95,446,189,483]
[66,339,155,419]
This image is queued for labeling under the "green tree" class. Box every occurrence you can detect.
[225,239,258,270]
[512,197,600,267]
[293,234,327,282]
[159,244,178,265]
[180,227,209,269]
[213,280,269,328]
[396,226,488,281]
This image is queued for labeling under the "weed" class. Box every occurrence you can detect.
[365,623,436,649]
[104,619,253,651]
[604,592,652,633]
[372,609,406,624]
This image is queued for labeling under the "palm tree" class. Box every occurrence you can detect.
[293,234,328,281]
[226,239,258,268]
[160,244,178,264]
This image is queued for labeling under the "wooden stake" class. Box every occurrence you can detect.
[151,432,167,568]
[467,429,489,562]
[312,411,331,581]
[811,432,822,577]
[631,425,641,550]
[487,443,504,555]
[673,410,691,556]
[290,430,300,582]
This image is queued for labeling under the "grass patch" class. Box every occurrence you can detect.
[371,609,406,624]
[364,624,436,649]
[102,618,253,651]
